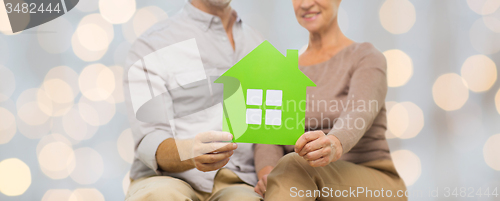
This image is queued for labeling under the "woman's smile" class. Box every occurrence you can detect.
[303,11,321,21]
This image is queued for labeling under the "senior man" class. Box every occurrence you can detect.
[123,0,264,200]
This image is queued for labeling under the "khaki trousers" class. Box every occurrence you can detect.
[126,168,262,201]
[265,153,407,201]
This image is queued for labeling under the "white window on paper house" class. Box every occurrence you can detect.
[246,89,282,126]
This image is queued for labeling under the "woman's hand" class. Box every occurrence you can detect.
[294,131,343,167]
[254,166,273,197]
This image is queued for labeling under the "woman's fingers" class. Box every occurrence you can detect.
[295,131,323,153]
[303,146,330,161]
[254,179,266,197]
[262,174,268,188]
[307,156,330,167]
[254,185,262,197]
[298,133,331,157]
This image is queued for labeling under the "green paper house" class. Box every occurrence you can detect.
[215,41,316,145]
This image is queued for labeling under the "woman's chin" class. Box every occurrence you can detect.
[303,24,323,33]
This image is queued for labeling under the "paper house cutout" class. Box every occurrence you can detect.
[215,40,316,145]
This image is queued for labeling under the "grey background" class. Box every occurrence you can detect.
[0,0,500,200]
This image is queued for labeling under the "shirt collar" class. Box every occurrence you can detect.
[183,1,242,31]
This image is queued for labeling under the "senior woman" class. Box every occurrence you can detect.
[253,0,407,200]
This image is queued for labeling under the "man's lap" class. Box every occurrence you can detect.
[126,168,262,201]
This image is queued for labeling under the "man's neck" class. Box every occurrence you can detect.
[191,0,235,31]
[190,0,236,50]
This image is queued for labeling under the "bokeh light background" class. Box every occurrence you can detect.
[0,0,500,200]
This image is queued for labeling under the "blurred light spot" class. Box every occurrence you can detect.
[69,188,105,201]
[387,103,408,137]
[379,0,416,34]
[36,134,73,156]
[43,79,74,103]
[0,37,7,64]
[461,54,497,92]
[117,128,134,163]
[43,66,79,100]
[77,24,109,52]
[62,107,98,141]
[114,41,132,66]
[18,102,50,126]
[0,65,16,102]
[432,73,469,111]
[338,6,349,33]
[384,49,413,87]
[0,2,12,34]
[391,150,421,186]
[37,88,73,117]
[75,0,99,12]
[108,66,125,103]
[17,89,53,138]
[470,19,500,54]
[79,63,116,101]
[467,0,500,15]
[123,171,130,195]
[399,102,424,139]
[0,1,27,35]
[384,101,397,139]
[99,0,136,24]
[387,102,424,139]
[484,134,500,170]
[42,189,72,201]
[483,16,500,33]
[37,17,73,54]
[0,158,31,196]
[78,96,116,126]
[72,14,114,61]
[71,33,108,62]
[70,148,104,185]
[123,6,168,43]
[38,142,76,179]
[0,107,16,144]
[495,88,500,114]
[17,115,52,139]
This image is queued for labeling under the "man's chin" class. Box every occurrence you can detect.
[205,0,232,7]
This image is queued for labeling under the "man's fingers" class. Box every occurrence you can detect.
[195,142,236,155]
[195,151,234,164]
[195,157,230,172]
[196,131,233,143]
[210,143,238,153]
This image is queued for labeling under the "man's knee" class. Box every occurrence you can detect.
[210,186,262,201]
[127,176,197,201]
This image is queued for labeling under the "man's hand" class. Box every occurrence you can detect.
[294,131,343,167]
[191,131,237,172]
[254,166,273,197]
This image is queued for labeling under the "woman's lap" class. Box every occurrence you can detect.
[265,153,407,201]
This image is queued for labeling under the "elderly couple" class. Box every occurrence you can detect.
[124,0,406,200]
